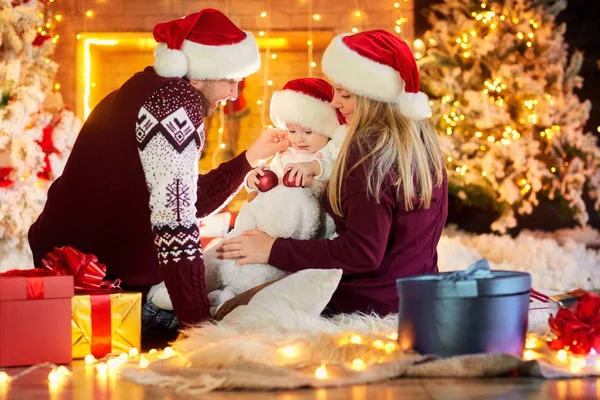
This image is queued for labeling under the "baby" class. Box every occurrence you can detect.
[148,78,346,314]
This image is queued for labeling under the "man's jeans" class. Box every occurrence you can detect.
[141,301,179,348]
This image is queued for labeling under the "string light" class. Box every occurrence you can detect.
[393,1,409,36]
[54,14,62,21]
[0,372,11,383]
[83,37,119,119]
[312,13,321,21]
[260,11,267,18]
[84,354,96,364]
[307,0,314,76]
[85,10,94,18]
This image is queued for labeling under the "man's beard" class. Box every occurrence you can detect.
[195,88,216,117]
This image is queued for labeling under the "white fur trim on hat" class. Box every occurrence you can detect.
[154,44,189,78]
[182,32,260,80]
[321,34,431,121]
[270,90,339,138]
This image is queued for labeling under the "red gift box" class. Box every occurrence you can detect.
[0,271,74,367]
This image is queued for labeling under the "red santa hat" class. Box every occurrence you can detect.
[270,78,340,138]
[321,30,431,121]
[153,9,260,80]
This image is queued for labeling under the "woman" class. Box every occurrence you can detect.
[218,30,448,316]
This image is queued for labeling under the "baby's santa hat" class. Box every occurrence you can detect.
[321,29,431,121]
[270,78,340,138]
[153,9,260,80]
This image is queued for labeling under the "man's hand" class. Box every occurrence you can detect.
[246,128,289,167]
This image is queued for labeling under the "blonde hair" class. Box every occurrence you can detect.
[328,95,444,216]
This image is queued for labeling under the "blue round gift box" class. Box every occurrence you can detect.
[396,267,531,357]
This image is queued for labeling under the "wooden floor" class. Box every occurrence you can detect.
[1,361,599,400]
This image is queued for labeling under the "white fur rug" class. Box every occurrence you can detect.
[438,225,600,291]
[121,226,600,392]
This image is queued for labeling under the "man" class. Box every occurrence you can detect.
[28,9,288,344]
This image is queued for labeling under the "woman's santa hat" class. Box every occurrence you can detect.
[321,30,431,121]
[270,78,340,138]
[153,9,260,80]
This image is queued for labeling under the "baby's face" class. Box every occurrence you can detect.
[285,123,329,153]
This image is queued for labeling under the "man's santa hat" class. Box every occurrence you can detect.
[321,30,431,121]
[153,9,260,80]
[270,78,340,138]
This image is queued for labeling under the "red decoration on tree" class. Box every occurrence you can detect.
[32,32,51,47]
[548,292,600,355]
[256,169,279,192]
[0,167,14,188]
[36,119,60,180]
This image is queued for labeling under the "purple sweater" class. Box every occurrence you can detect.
[29,67,251,326]
[269,147,448,315]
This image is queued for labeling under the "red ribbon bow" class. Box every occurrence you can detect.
[548,292,600,355]
[41,246,119,292]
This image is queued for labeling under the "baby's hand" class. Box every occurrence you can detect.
[284,161,319,187]
[247,164,270,190]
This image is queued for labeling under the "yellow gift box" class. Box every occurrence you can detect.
[72,292,141,359]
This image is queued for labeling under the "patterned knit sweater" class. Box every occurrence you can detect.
[29,67,251,326]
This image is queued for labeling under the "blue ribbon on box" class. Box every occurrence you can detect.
[442,259,494,282]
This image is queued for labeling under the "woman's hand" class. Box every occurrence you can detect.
[217,230,276,265]
[284,161,319,187]
[246,129,289,167]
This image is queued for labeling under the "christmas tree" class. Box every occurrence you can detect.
[418,0,600,232]
[0,0,80,271]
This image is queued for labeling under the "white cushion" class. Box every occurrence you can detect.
[221,269,342,329]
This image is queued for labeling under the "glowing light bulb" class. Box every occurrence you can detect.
[96,363,108,375]
[271,53,277,59]
[84,354,96,364]
[149,349,158,355]
[313,14,321,21]
[85,10,94,18]
[350,335,362,344]
[279,346,298,358]
[315,364,328,379]
[310,62,316,68]
[163,347,175,357]
[54,83,61,90]
[259,31,265,37]
[0,372,11,383]
[55,14,63,21]
[352,27,358,33]
[355,11,361,17]
[351,358,367,370]
[557,349,568,362]
[267,80,273,86]
[129,348,139,357]
[139,357,150,368]
[260,11,267,18]
[394,2,400,8]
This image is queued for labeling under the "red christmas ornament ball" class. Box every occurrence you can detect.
[283,170,303,188]
[256,169,279,192]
